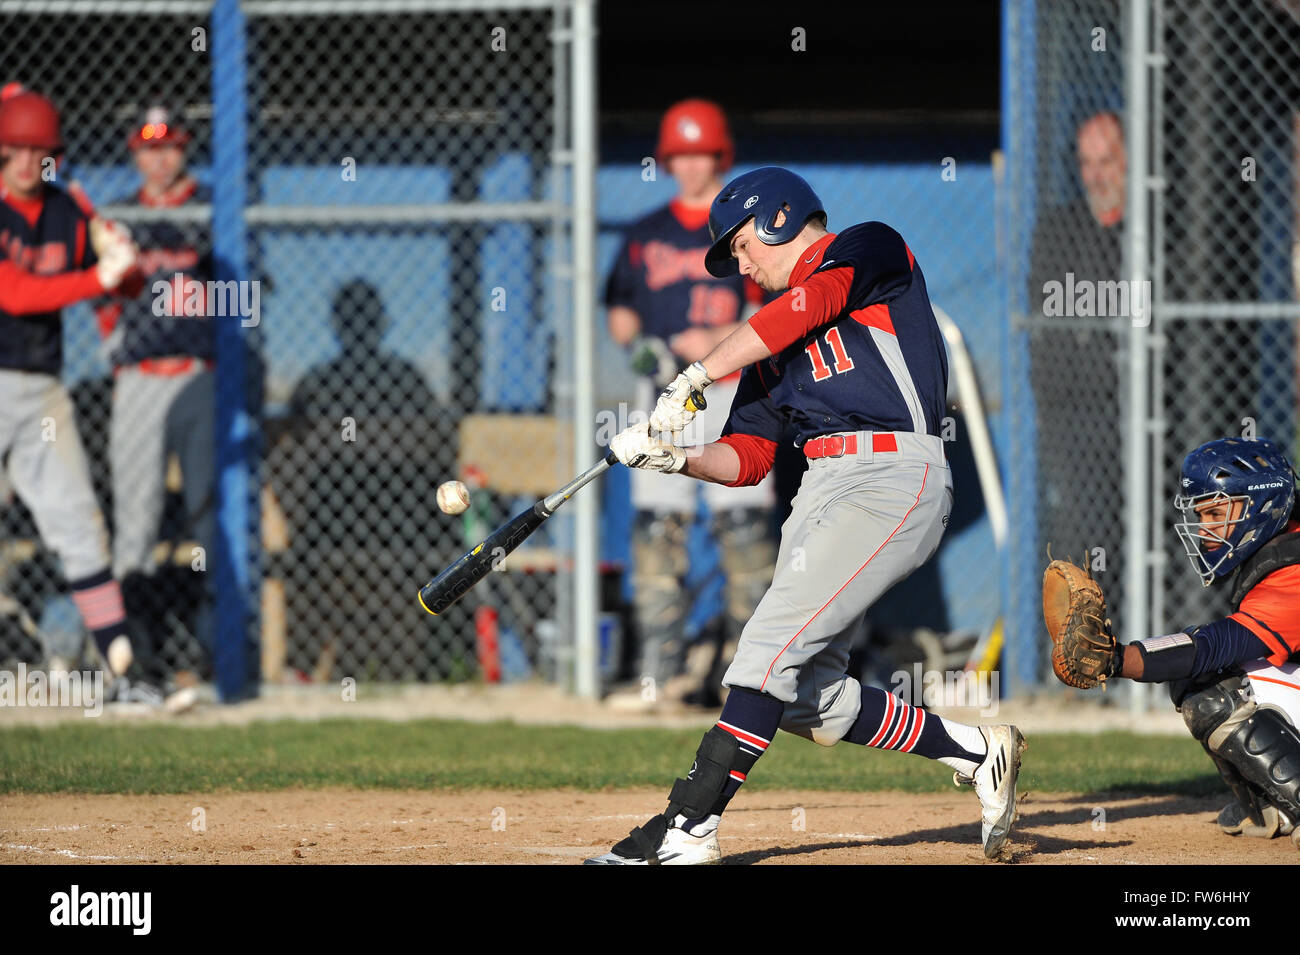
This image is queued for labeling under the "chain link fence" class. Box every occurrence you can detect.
[1152,0,1300,641]
[1004,0,1300,692]
[0,0,587,690]
[1004,0,1130,691]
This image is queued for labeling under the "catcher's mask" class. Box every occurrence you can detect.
[1174,437,1296,587]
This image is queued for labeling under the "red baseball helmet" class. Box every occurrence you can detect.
[128,104,191,150]
[656,99,733,171]
[0,90,64,152]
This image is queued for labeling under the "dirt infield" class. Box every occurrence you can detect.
[3,788,1296,864]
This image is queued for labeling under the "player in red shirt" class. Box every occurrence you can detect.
[0,90,183,707]
[604,100,774,707]
[1065,437,1300,847]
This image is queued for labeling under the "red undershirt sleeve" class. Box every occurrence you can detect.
[715,433,778,487]
[0,262,105,314]
[748,266,854,354]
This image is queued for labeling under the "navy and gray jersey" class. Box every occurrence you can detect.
[718,222,949,480]
[0,184,99,374]
[97,180,214,366]
[605,199,762,346]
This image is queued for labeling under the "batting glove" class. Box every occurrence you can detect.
[90,219,140,291]
[648,360,712,436]
[610,424,687,473]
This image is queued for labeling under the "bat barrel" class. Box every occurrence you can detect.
[419,454,618,616]
[418,502,548,615]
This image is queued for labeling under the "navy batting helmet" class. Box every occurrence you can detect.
[1174,437,1297,586]
[704,166,825,278]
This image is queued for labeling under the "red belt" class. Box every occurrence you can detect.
[128,357,214,377]
[803,432,899,459]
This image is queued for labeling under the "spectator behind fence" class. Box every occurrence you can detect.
[96,104,216,681]
[1028,110,1125,569]
[272,280,450,680]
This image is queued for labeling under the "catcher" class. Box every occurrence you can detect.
[1045,436,1300,847]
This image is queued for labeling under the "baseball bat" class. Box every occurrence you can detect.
[418,451,616,615]
[417,390,705,616]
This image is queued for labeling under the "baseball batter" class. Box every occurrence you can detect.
[604,99,774,702]
[1046,436,1300,849]
[588,167,1025,864]
[0,90,166,704]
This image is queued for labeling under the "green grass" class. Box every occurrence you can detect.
[0,720,1220,796]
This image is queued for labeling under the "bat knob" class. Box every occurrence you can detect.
[685,390,707,413]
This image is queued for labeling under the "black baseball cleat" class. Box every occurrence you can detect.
[584,813,721,865]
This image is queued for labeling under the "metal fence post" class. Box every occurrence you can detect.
[571,0,599,699]
[1123,0,1152,714]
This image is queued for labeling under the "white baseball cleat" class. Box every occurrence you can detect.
[956,724,1026,859]
[584,814,721,865]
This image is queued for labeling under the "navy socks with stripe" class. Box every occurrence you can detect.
[679,685,988,836]
[69,569,132,676]
[676,687,783,833]
[844,685,987,776]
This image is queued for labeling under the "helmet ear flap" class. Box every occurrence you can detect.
[767,203,791,233]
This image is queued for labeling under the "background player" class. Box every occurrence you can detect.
[587,166,1025,864]
[1049,436,1300,848]
[604,99,775,706]
[0,89,179,706]
[96,104,216,681]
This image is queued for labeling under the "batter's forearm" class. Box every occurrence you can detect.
[679,441,742,485]
[698,323,772,382]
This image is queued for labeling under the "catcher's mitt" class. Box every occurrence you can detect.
[1042,559,1119,689]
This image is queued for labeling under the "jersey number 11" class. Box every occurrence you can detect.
[805,327,855,381]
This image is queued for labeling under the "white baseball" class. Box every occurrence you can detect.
[436,480,471,515]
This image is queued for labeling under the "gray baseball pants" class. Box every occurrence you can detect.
[723,431,953,746]
[0,370,112,580]
[110,365,215,577]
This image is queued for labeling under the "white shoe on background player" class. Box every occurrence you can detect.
[106,672,199,715]
[584,813,721,865]
[955,724,1025,859]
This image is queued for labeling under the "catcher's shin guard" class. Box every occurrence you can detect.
[1181,676,1300,831]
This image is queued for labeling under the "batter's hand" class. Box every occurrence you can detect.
[649,360,712,436]
[90,218,140,291]
[610,424,686,473]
